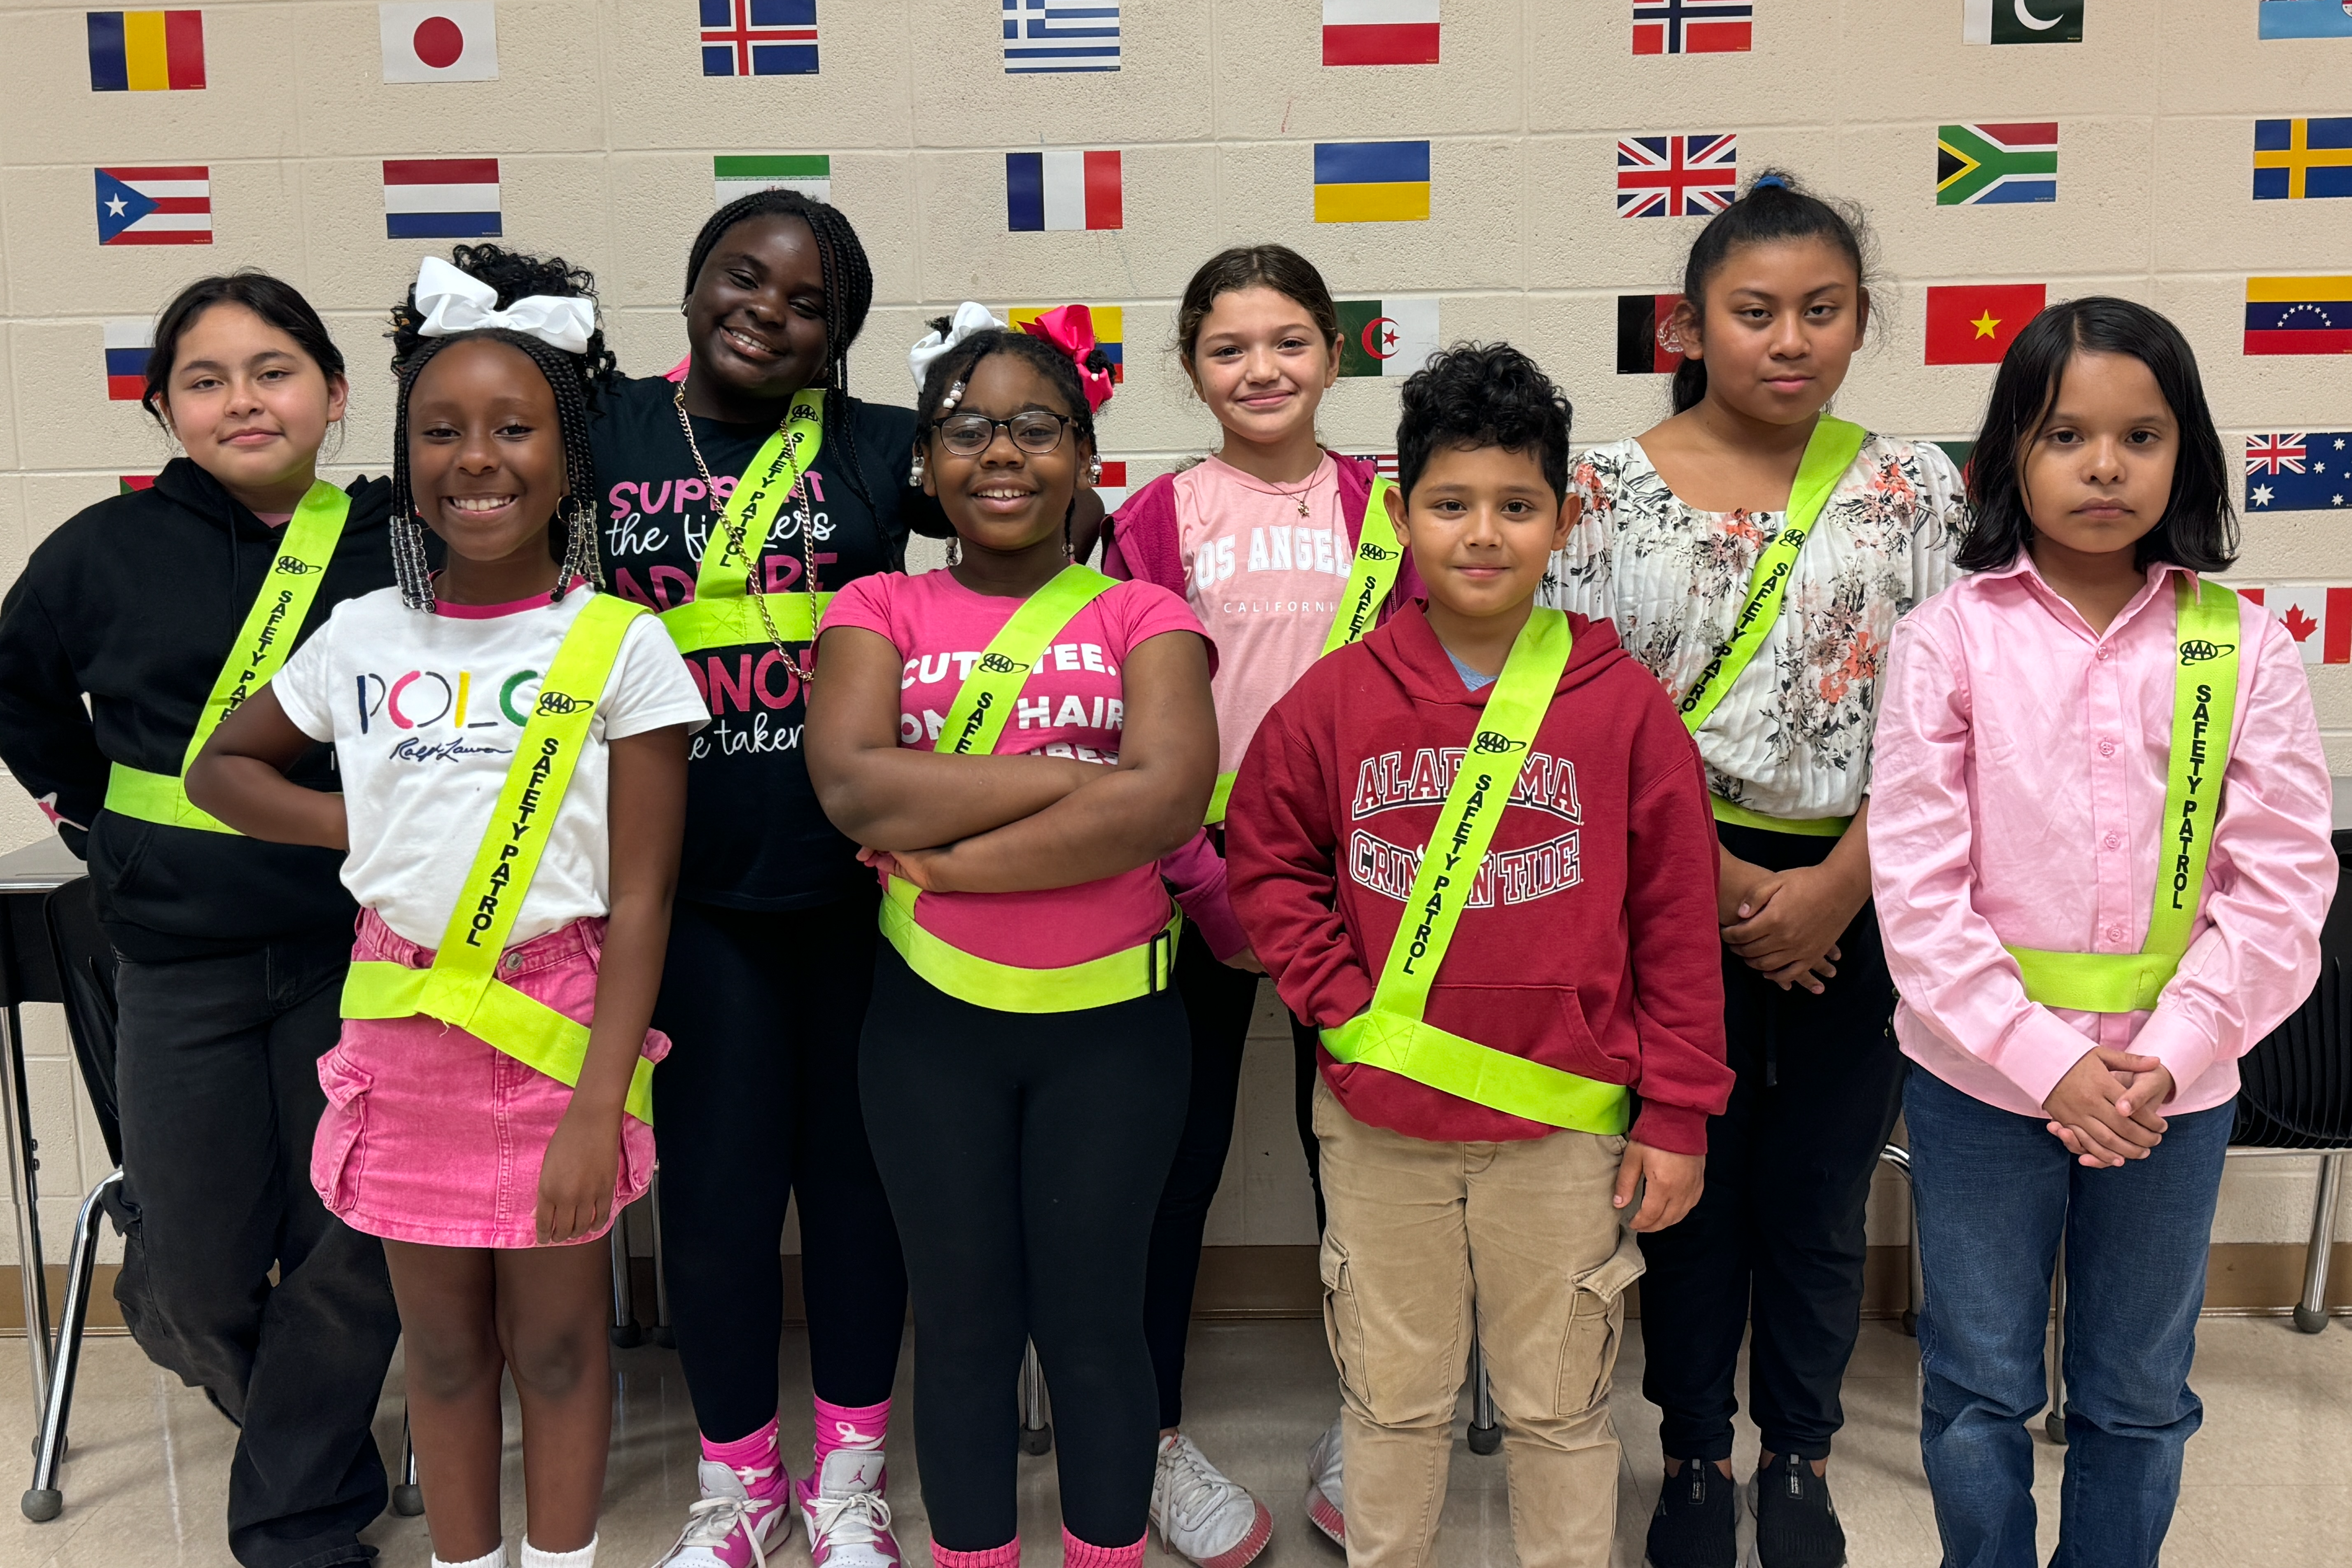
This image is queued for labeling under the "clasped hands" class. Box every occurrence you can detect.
[1718,854,1869,996]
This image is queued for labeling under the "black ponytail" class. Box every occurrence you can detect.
[1671,170,1873,413]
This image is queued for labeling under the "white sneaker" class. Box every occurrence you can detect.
[1303,1417,1346,1547]
[1152,1433,1273,1568]
[797,1447,902,1567]
[653,1458,793,1568]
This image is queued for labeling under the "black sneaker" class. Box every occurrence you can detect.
[1646,1459,1737,1568]
[1750,1453,1846,1568]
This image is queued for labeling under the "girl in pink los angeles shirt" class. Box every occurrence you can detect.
[1869,299,2336,1568]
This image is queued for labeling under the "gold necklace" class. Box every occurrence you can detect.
[674,380,819,684]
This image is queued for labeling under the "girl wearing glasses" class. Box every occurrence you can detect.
[806,308,1219,1568]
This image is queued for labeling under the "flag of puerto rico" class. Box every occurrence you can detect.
[95,166,211,245]
[1617,134,1738,217]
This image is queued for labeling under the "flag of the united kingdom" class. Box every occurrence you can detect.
[1617,133,1738,217]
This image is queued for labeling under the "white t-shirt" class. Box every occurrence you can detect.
[275,584,707,948]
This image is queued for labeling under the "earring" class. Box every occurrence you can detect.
[908,452,925,486]
[944,536,961,567]
[1086,457,1103,485]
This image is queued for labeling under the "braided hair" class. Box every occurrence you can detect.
[683,190,879,521]
[910,324,1108,546]
[386,244,614,613]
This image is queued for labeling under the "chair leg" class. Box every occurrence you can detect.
[2044,1233,2067,1445]
[1880,1143,1918,1336]
[609,1213,642,1349]
[1018,1341,1052,1455]
[649,1167,674,1349]
[1466,1337,1500,1456]
[2294,1151,2343,1335]
[392,1408,424,1516]
[21,1169,121,1523]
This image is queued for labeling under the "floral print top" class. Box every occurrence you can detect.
[1540,434,1966,821]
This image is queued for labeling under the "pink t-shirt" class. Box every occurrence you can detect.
[821,568,1209,970]
[1175,454,1354,775]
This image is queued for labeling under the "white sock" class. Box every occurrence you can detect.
[520,1535,598,1568]
[432,1547,507,1568]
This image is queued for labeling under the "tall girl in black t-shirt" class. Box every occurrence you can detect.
[592,191,918,1568]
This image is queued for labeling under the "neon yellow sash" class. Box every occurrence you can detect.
[1321,609,1634,1133]
[105,481,352,834]
[657,391,828,652]
[882,563,1178,1013]
[1204,477,1405,826]
[341,594,658,1123]
[1709,796,1851,838]
[1675,416,1867,737]
[2006,577,2242,1014]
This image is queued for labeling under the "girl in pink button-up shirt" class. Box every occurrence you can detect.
[1870,297,2336,1568]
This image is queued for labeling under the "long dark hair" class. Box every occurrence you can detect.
[1671,171,1872,414]
[385,245,613,608]
[1174,244,1343,366]
[142,271,346,425]
[910,326,1106,544]
[1957,296,2236,574]
[683,189,879,520]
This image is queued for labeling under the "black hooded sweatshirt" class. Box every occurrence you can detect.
[0,460,397,961]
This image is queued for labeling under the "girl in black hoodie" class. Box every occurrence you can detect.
[0,274,404,1568]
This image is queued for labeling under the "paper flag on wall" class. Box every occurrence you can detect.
[1938,123,2058,205]
[384,158,500,238]
[95,166,211,245]
[1008,306,1123,381]
[1323,1,1440,65]
[104,320,153,400]
[1314,140,1431,223]
[1003,0,1120,73]
[381,5,498,82]
[1925,284,2046,364]
[1632,0,1752,54]
[119,475,156,493]
[2254,119,2352,201]
[2245,277,2352,355]
[2260,1,2352,40]
[714,154,830,207]
[2246,433,2352,511]
[1617,134,1737,217]
[1617,294,1686,373]
[1337,299,1439,377]
[701,0,818,76]
[86,10,204,91]
[1006,150,1122,231]
[2239,585,2352,664]
[1094,460,1131,513]
[1964,0,2084,44]
[1933,441,1978,483]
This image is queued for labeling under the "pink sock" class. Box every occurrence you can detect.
[811,1394,890,1470]
[930,1543,1020,1568]
[1062,1525,1146,1567]
[702,1416,791,1501]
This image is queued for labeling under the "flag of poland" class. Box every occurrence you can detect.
[1006,150,1122,231]
[1323,0,1440,66]
[380,3,498,82]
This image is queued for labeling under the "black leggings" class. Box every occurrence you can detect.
[652,891,908,1442]
[861,942,1189,1552]
[1142,924,1328,1429]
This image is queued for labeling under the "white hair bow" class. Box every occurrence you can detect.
[908,301,1006,393]
[411,255,597,354]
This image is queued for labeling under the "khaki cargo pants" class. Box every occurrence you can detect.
[1314,1078,1645,1568]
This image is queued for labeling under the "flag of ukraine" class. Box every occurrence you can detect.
[1313,141,1432,224]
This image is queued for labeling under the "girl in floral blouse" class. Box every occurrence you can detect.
[1540,173,1964,1568]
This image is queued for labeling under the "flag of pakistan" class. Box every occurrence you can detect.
[1963,0,2084,44]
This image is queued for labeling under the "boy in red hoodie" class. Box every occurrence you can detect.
[1227,343,1733,1568]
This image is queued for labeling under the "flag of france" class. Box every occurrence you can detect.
[1006,150,1122,231]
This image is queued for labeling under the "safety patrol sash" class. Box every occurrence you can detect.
[1205,474,1407,825]
[1668,417,1868,838]
[657,391,827,653]
[104,481,353,834]
[340,593,658,1123]
[2005,577,2242,1015]
[1321,608,1634,1133]
[878,563,1182,1012]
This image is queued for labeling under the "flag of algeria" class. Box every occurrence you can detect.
[1337,298,1440,378]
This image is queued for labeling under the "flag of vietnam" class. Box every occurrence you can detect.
[1925,284,2048,365]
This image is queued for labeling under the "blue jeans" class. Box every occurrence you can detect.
[1906,1067,2231,1568]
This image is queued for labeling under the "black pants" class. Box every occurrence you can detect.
[1142,925,1328,1429]
[1637,822,1907,1465]
[652,891,907,1440]
[861,942,1188,1552]
[112,938,401,1568]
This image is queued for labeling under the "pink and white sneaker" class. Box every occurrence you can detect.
[654,1458,794,1567]
[1304,1417,1346,1548]
[797,1447,902,1567]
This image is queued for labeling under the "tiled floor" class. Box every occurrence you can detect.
[1,1314,2347,1566]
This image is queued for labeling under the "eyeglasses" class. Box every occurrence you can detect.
[929,410,1076,457]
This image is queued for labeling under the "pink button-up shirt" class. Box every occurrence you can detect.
[1870,555,2337,1119]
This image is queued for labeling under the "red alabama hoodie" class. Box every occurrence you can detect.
[1227,603,1733,1155]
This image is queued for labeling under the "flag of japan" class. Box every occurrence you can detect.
[1006,150,1122,231]
[381,4,497,82]
[2241,583,2352,664]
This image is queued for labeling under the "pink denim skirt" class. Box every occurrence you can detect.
[312,908,668,1249]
